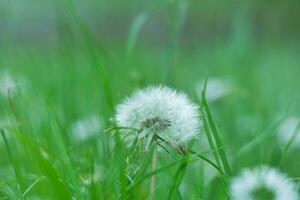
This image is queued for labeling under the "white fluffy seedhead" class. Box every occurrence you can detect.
[0,72,17,97]
[197,78,233,102]
[277,117,300,148]
[69,115,103,142]
[0,71,29,97]
[231,166,299,200]
[115,86,201,151]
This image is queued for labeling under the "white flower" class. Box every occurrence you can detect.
[69,115,103,142]
[231,166,299,200]
[0,71,29,97]
[115,86,200,150]
[0,72,17,97]
[197,78,233,102]
[277,117,300,148]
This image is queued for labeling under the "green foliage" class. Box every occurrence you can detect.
[1,0,300,199]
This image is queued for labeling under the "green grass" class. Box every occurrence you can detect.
[1,0,300,199]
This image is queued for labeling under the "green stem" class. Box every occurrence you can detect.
[1,130,26,193]
[201,90,232,176]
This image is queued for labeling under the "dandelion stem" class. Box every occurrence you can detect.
[7,90,22,132]
[150,148,157,200]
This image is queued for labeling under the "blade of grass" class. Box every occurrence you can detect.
[126,0,176,63]
[12,128,73,199]
[188,149,225,177]
[197,79,222,173]
[22,176,46,198]
[201,89,232,176]
[0,129,26,193]
[165,0,188,84]
[235,119,283,159]
[279,121,300,166]
[126,12,149,61]
[126,146,155,195]
[198,80,231,199]
[136,157,195,187]
[59,0,115,119]
[167,154,188,200]
[201,114,223,173]
[47,110,83,199]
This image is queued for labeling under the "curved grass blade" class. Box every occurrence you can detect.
[201,87,232,176]
[11,129,73,199]
[126,0,177,63]
[235,119,283,160]
[22,176,46,198]
[279,121,300,165]
[1,129,26,193]
[167,153,189,200]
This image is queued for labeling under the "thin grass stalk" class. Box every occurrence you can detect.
[48,111,83,199]
[201,112,223,172]
[62,0,115,118]
[167,153,189,200]
[126,0,177,65]
[201,90,232,176]
[150,149,157,200]
[1,130,25,193]
[279,122,300,166]
[197,79,222,170]
[164,0,188,85]
[7,90,23,134]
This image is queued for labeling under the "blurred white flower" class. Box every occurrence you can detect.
[116,86,201,150]
[197,78,233,102]
[0,72,17,97]
[231,166,298,200]
[80,172,103,185]
[0,71,29,97]
[69,115,103,142]
[277,117,300,148]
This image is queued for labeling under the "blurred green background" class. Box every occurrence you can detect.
[1,0,300,199]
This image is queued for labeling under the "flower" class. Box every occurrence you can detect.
[0,71,29,97]
[197,78,233,102]
[230,166,299,200]
[277,117,300,148]
[69,115,103,142]
[0,72,17,97]
[115,86,201,151]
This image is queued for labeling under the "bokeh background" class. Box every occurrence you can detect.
[1,0,300,199]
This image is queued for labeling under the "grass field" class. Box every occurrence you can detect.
[1,0,300,199]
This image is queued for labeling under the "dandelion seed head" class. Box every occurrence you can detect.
[0,72,17,97]
[197,78,233,102]
[231,166,298,200]
[80,172,103,185]
[0,71,29,97]
[69,115,103,142]
[116,86,201,148]
[277,117,300,148]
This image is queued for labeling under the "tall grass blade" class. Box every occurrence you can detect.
[201,90,232,176]
[279,121,300,165]
[167,154,189,200]
[1,130,25,193]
